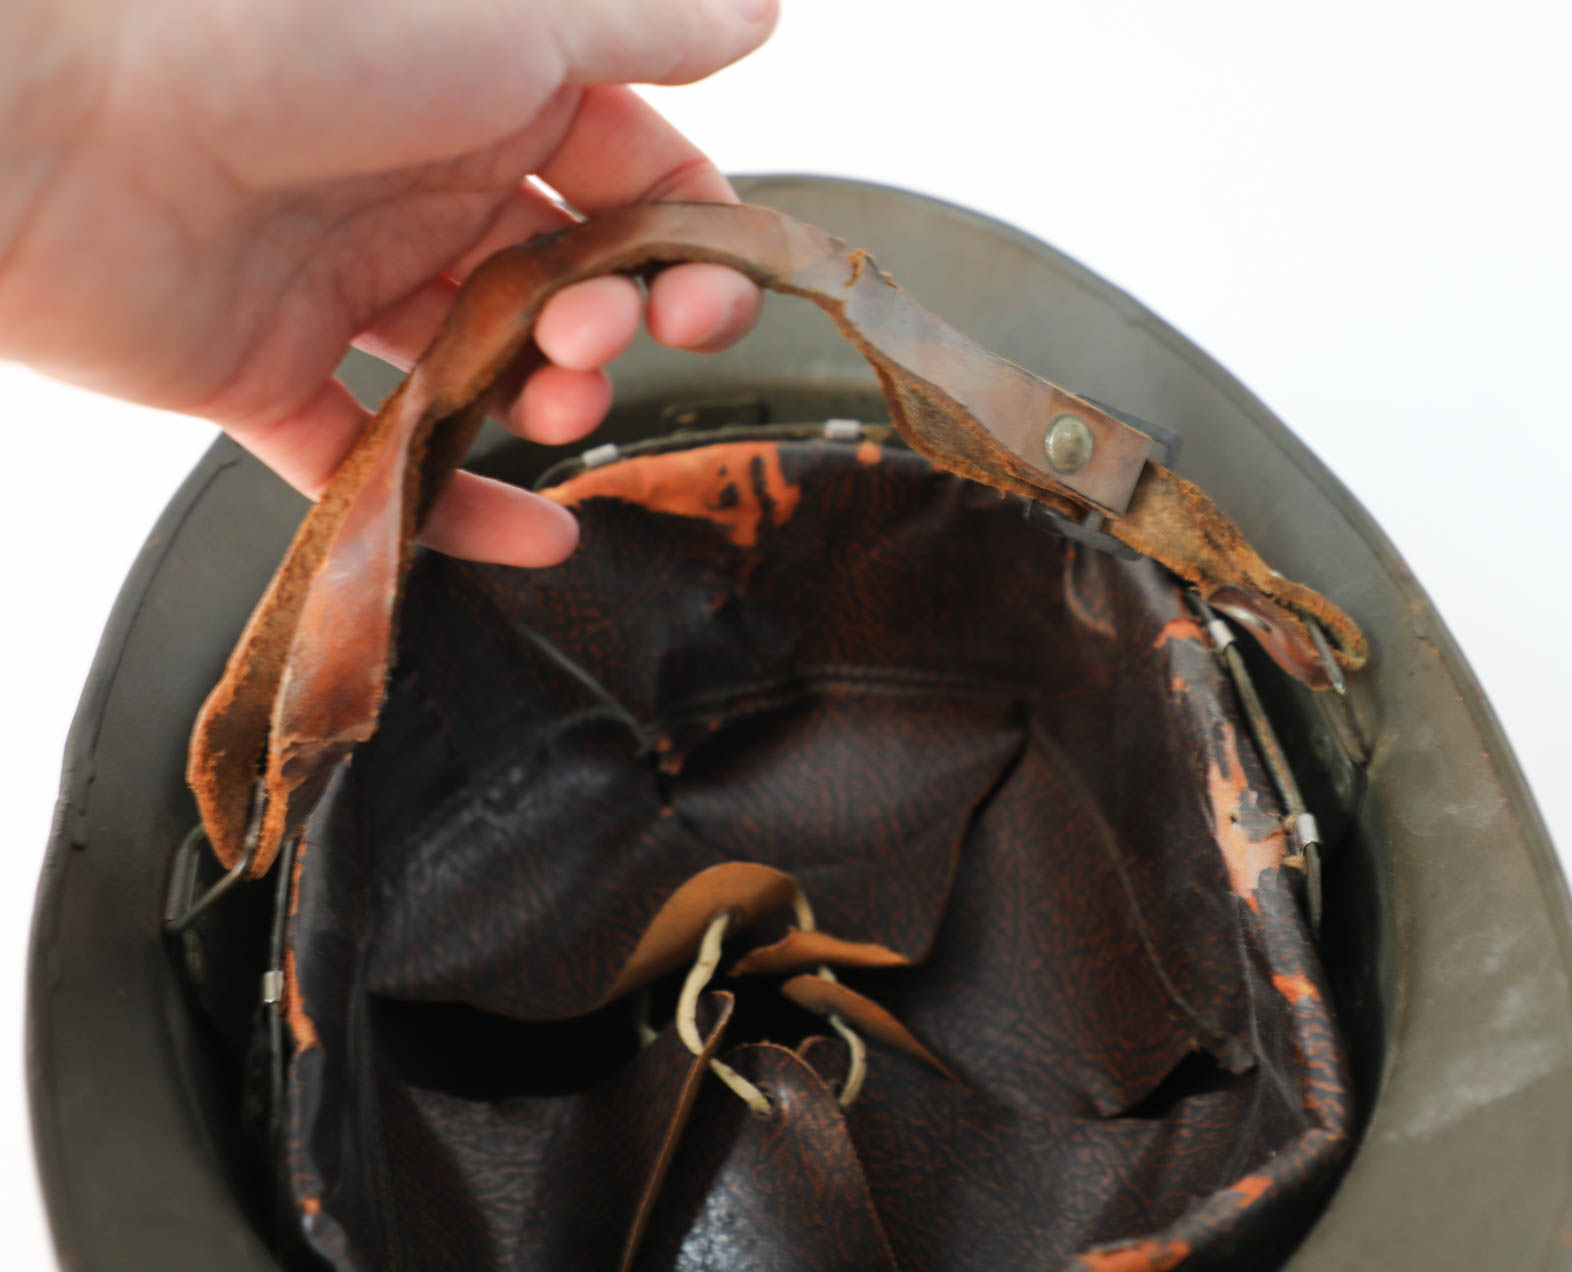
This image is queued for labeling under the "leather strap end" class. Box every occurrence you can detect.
[1112,464,1368,688]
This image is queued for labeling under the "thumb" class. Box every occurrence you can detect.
[181,0,776,188]
[544,0,779,87]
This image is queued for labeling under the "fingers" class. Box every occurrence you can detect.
[222,376,580,568]
[354,178,580,372]
[208,0,774,186]
[356,87,762,452]
[421,471,580,567]
[442,169,579,285]
[545,0,778,88]
[539,87,764,348]
[354,276,459,373]
[537,85,737,211]
[534,274,643,369]
[647,262,761,352]
[349,82,768,527]
[529,255,758,371]
[190,1,777,570]
[356,268,639,451]
[359,255,756,450]
[224,377,371,499]
[360,84,763,366]
[498,257,756,443]
[511,365,613,446]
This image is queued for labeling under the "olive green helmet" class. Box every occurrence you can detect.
[29,176,1571,1270]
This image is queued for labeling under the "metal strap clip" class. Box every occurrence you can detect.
[163,781,267,937]
[1192,596,1327,930]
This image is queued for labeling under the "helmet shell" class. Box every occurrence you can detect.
[29,175,1572,1269]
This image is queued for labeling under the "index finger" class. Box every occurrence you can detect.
[535,86,762,353]
[536,85,737,209]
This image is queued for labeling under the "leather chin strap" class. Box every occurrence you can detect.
[187,201,1367,877]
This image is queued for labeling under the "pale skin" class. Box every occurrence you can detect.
[0,0,779,565]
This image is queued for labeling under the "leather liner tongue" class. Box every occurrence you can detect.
[631,1043,901,1272]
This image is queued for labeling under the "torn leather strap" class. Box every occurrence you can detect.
[188,200,1367,876]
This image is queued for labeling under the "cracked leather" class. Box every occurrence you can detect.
[184,201,1366,879]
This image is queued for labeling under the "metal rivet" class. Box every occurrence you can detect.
[1044,415,1094,474]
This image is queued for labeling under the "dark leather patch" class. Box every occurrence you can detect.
[281,442,1351,1270]
[632,1043,900,1272]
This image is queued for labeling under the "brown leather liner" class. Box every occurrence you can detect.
[630,1043,902,1271]
[187,201,1366,877]
[278,437,1353,1271]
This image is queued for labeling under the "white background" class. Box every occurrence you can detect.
[3,2,1569,1263]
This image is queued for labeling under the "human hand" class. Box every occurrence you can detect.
[0,0,777,565]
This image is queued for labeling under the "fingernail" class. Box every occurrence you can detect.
[730,0,772,22]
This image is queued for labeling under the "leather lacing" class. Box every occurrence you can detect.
[665,891,870,1119]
